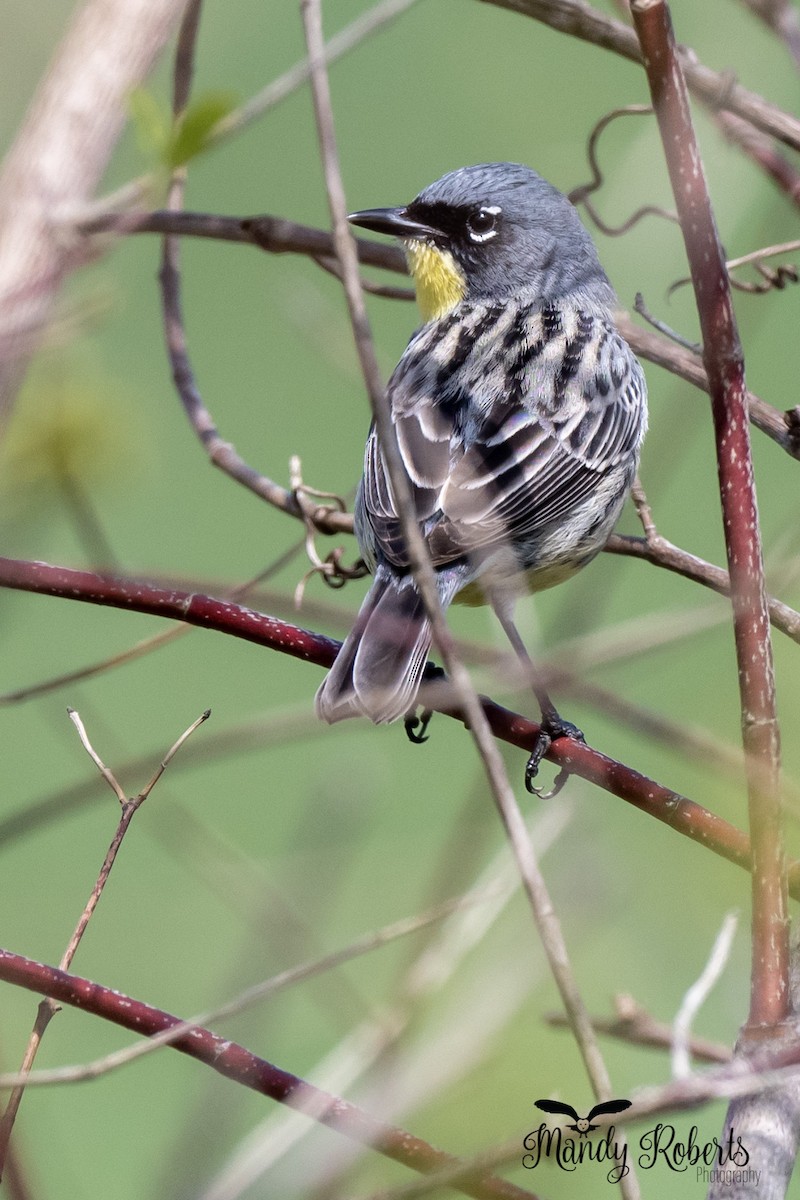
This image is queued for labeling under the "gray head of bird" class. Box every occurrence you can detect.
[348,162,616,323]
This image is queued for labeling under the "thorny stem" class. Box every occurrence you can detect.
[631,0,788,1030]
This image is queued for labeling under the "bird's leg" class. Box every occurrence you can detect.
[491,597,583,797]
[404,662,447,745]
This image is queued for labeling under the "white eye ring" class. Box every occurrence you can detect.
[466,206,501,243]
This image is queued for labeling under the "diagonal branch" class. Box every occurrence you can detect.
[0,706,208,1178]
[82,208,800,461]
[0,948,537,1200]
[479,0,800,150]
[0,554,780,893]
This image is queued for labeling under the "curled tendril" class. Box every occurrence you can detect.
[569,104,679,236]
[730,261,799,294]
[294,549,367,608]
[668,238,800,299]
[290,455,366,608]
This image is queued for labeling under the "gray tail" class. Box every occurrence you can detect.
[316,565,455,725]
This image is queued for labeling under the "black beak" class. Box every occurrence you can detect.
[347,206,439,240]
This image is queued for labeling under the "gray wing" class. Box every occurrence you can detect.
[358,301,646,571]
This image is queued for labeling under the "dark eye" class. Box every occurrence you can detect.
[466,206,500,243]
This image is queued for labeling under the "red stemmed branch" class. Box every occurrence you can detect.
[7,943,800,1194]
[0,553,783,891]
[631,0,788,1032]
[0,948,537,1200]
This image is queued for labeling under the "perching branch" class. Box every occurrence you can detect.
[0,554,780,892]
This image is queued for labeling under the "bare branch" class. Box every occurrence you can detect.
[479,0,800,150]
[631,0,788,1031]
[0,701,208,1178]
[616,315,800,459]
[0,554,780,893]
[0,0,186,422]
[0,949,536,1200]
[155,12,353,540]
[671,912,739,1078]
[67,707,127,804]
[545,993,733,1064]
[605,532,800,644]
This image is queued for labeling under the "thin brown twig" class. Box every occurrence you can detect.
[616,314,800,459]
[300,5,637,1173]
[632,292,700,353]
[82,207,800,461]
[0,707,209,1177]
[737,0,800,70]
[714,109,800,210]
[631,0,788,1032]
[569,103,679,235]
[668,238,800,298]
[157,220,351,532]
[158,0,351,539]
[606,532,800,643]
[479,0,800,150]
[545,993,733,1065]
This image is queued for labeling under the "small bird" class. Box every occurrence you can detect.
[315,163,647,790]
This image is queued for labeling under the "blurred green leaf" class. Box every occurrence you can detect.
[128,87,170,162]
[168,90,238,168]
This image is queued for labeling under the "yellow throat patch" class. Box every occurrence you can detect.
[405,239,466,322]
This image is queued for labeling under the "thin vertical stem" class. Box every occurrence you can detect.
[631,0,787,1030]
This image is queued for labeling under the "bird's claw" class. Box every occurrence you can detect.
[404,663,447,744]
[405,708,434,744]
[525,717,585,797]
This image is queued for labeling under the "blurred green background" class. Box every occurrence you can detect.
[2,1,800,1196]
